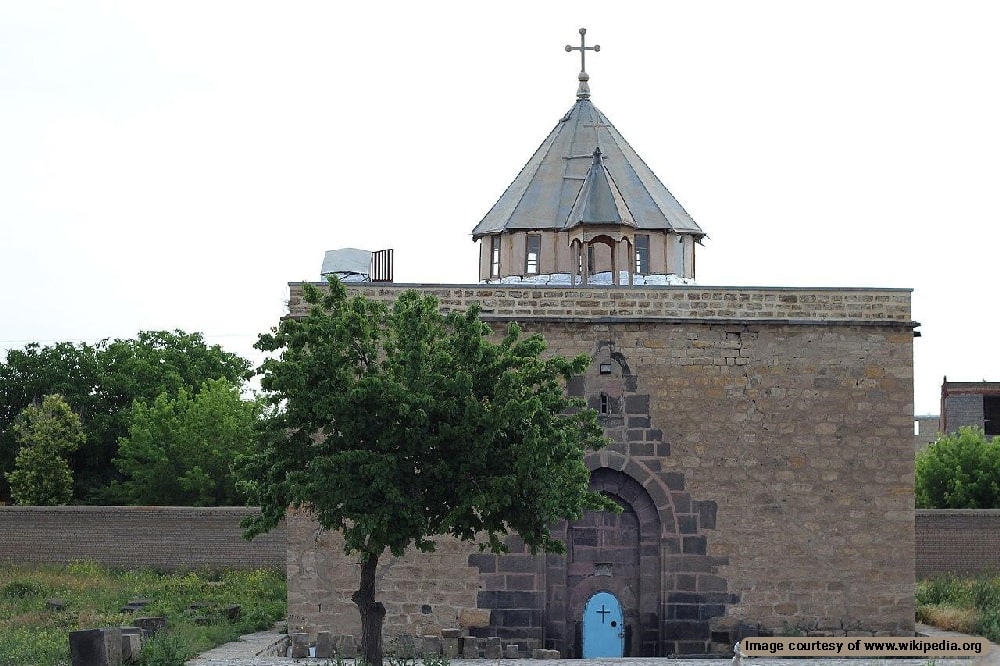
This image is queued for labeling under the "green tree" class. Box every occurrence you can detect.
[5,394,86,505]
[0,330,252,502]
[235,278,616,666]
[916,426,1000,508]
[114,378,262,506]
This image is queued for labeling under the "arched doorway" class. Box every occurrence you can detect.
[583,591,625,658]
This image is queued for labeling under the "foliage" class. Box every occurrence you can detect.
[114,378,262,506]
[5,395,86,505]
[916,427,1000,508]
[0,330,252,502]
[0,563,285,666]
[236,278,616,666]
[917,575,1000,642]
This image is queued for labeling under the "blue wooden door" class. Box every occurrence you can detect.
[582,591,624,658]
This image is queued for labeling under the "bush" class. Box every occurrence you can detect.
[916,427,1000,508]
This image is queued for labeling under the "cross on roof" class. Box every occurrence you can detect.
[565,28,601,100]
[565,27,600,74]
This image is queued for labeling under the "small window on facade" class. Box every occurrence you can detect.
[490,236,501,277]
[635,234,650,275]
[599,392,609,414]
[525,234,540,274]
[587,245,595,274]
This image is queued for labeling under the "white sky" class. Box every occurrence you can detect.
[2,1,999,416]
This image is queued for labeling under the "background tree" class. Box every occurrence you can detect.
[916,426,1000,508]
[236,279,617,666]
[5,394,85,505]
[0,330,252,502]
[114,378,262,506]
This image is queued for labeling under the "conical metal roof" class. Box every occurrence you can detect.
[471,97,704,240]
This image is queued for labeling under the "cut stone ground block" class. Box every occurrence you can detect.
[70,627,122,666]
[504,644,520,659]
[420,635,441,655]
[315,631,333,659]
[443,637,459,658]
[335,634,357,658]
[532,648,561,658]
[290,632,310,658]
[132,617,166,637]
[460,636,481,658]
[120,631,141,663]
[485,637,502,659]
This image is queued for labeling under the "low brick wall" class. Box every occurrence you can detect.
[0,506,284,570]
[916,509,1000,578]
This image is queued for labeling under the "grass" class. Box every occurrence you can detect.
[0,562,285,666]
[917,575,1000,642]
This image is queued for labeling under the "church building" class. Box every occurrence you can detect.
[285,29,916,658]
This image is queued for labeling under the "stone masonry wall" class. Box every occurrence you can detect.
[0,506,284,570]
[288,284,912,323]
[286,283,916,654]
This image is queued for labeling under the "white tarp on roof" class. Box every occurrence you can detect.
[321,248,372,279]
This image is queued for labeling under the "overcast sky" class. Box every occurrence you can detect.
[3,1,998,416]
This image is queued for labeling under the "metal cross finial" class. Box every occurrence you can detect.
[565,28,600,99]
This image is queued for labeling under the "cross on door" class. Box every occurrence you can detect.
[596,604,610,623]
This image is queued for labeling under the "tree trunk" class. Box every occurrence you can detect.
[352,551,386,666]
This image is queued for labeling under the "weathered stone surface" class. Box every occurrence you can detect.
[120,631,141,664]
[315,631,333,659]
[284,284,917,656]
[290,632,310,658]
[459,608,491,628]
[504,644,520,659]
[485,637,502,659]
[336,634,356,658]
[441,628,462,639]
[46,597,66,611]
[132,617,166,637]
[420,635,441,655]
[532,648,560,658]
[460,636,481,658]
[70,627,122,666]
[443,637,459,658]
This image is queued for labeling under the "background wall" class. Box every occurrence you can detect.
[0,506,284,570]
[916,510,1000,578]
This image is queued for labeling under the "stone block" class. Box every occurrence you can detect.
[459,608,491,628]
[336,634,357,658]
[132,617,166,637]
[70,627,122,666]
[504,643,520,659]
[485,636,502,659]
[290,632,310,658]
[46,598,66,611]
[443,637,459,658]
[315,631,333,659]
[391,634,415,658]
[120,631,141,664]
[421,635,442,655]
[532,648,561,658]
[441,628,462,639]
[460,636,481,658]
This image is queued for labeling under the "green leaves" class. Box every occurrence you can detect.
[237,277,615,557]
[916,427,1000,508]
[114,378,262,506]
[5,395,84,505]
[0,330,252,502]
